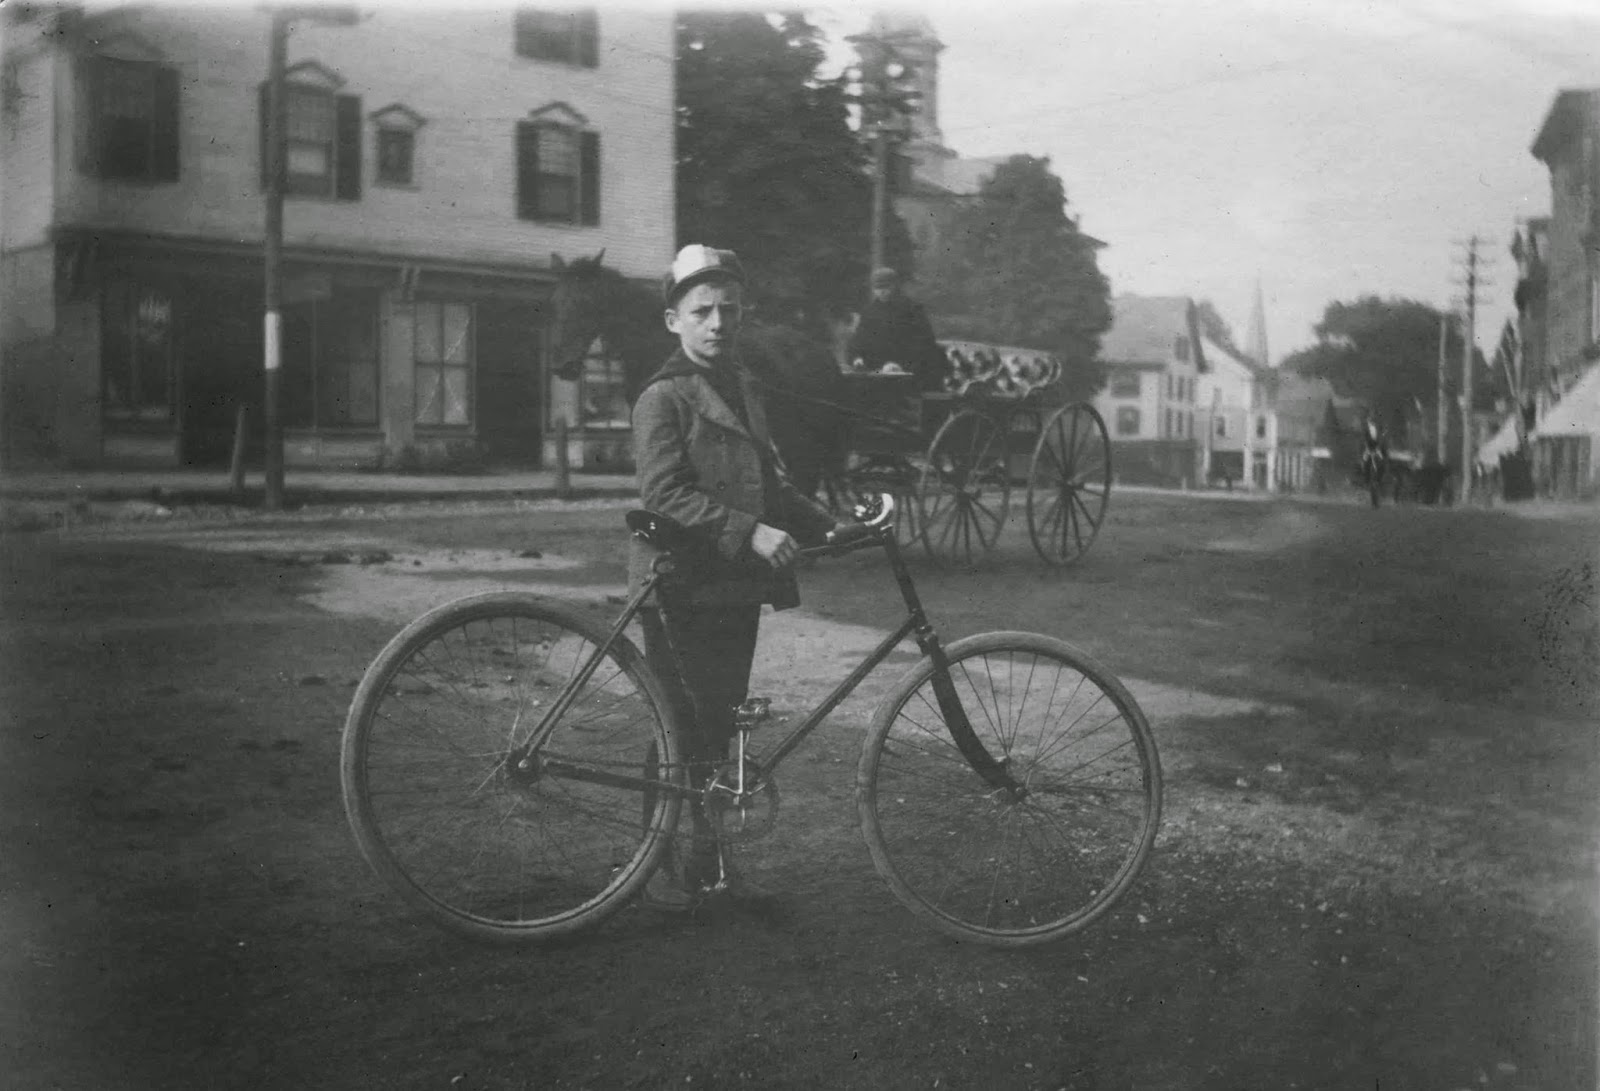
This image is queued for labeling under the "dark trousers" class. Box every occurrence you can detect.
[638,602,761,782]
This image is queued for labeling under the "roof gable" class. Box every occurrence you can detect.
[1098,295,1200,368]
[527,101,590,129]
[1532,88,1600,162]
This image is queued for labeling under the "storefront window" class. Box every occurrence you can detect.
[281,289,380,429]
[579,341,629,430]
[102,283,174,424]
[415,300,474,426]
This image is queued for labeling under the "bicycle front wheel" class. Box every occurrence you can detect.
[341,591,682,943]
[858,632,1161,946]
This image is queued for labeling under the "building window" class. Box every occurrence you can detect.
[1116,406,1140,435]
[101,283,175,424]
[280,291,380,429]
[1110,371,1140,397]
[1256,415,1268,440]
[1215,415,1227,438]
[516,120,600,224]
[1174,336,1190,361]
[415,301,474,426]
[371,103,425,187]
[287,86,337,194]
[376,129,413,185]
[578,340,629,430]
[79,56,180,182]
[514,8,599,66]
[258,65,362,200]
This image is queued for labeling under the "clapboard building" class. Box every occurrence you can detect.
[1,4,674,469]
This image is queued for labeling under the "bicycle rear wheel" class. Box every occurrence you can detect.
[341,591,682,943]
[858,631,1161,946]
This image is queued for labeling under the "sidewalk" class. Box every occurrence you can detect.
[0,466,639,532]
[0,466,637,504]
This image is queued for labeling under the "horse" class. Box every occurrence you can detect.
[546,252,848,499]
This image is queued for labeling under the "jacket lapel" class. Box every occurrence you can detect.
[681,373,749,439]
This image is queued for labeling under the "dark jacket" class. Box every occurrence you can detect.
[629,349,836,609]
[850,295,947,392]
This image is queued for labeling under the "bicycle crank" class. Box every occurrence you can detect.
[703,758,780,842]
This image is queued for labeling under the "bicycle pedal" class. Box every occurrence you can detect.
[732,697,772,729]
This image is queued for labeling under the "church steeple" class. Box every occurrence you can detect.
[1246,277,1270,367]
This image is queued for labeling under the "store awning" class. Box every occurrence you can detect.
[1535,364,1600,439]
[1477,413,1524,468]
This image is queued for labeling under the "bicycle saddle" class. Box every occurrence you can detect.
[626,509,698,553]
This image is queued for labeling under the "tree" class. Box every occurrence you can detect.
[676,12,911,322]
[920,155,1112,398]
[1195,300,1245,362]
[1282,296,1493,447]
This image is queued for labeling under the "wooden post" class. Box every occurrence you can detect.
[554,417,572,499]
[229,404,249,499]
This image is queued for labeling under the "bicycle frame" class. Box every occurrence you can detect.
[516,517,1023,801]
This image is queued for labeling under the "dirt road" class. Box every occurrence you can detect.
[3,494,1595,1089]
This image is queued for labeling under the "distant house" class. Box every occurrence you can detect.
[1193,339,1321,492]
[1521,87,1600,497]
[0,5,675,470]
[1090,295,1202,487]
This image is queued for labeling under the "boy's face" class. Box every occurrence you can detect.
[665,280,742,366]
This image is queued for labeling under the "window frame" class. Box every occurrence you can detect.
[1110,371,1140,398]
[375,127,415,186]
[413,299,476,428]
[515,116,601,225]
[279,291,382,431]
[514,7,599,67]
[370,103,425,189]
[79,54,180,184]
[576,339,630,431]
[285,83,338,198]
[258,64,362,202]
[1115,406,1141,436]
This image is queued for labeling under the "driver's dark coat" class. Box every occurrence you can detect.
[628,349,835,609]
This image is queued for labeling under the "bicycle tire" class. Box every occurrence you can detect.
[858,631,1161,947]
[341,591,683,943]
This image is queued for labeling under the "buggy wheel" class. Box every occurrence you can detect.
[1025,403,1111,566]
[918,409,1011,566]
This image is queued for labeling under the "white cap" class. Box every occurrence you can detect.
[663,244,745,304]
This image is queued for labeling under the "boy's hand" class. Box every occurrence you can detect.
[750,523,799,569]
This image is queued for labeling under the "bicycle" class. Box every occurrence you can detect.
[340,495,1162,948]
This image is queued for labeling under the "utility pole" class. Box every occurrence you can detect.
[263,9,288,511]
[262,5,361,511]
[1435,310,1450,465]
[848,30,918,296]
[1451,236,1491,500]
[870,125,891,280]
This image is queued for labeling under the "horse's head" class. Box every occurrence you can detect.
[548,249,612,380]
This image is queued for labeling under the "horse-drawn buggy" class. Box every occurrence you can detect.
[546,254,1114,567]
[804,340,1113,567]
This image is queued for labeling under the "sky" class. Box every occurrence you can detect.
[810,0,1600,363]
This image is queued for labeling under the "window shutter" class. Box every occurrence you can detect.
[77,56,104,175]
[579,130,600,225]
[515,121,539,220]
[151,66,180,182]
[335,94,362,201]
[258,81,271,189]
[577,9,599,67]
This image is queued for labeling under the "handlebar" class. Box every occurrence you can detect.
[804,493,896,558]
